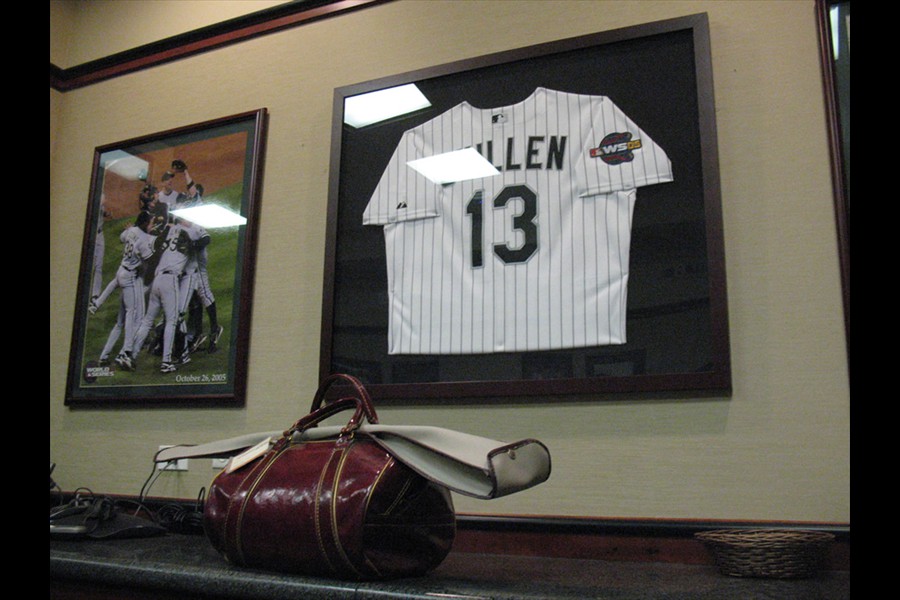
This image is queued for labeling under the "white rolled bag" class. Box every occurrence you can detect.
[157,374,551,500]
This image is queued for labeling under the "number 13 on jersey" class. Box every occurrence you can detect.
[466,184,538,269]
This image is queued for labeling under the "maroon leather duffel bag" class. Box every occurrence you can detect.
[157,373,551,580]
[203,374,455,580]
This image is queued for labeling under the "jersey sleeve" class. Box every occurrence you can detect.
[138,231,156,261]
[362,128,442,225]
[575,95,674,197]
[193,224,211,245]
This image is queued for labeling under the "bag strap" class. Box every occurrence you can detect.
[283,396,364,437]
[155,375,379,464]
[283,374,380,438]
[310,373,379,424]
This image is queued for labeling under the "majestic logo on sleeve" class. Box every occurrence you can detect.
[590,132,643,165]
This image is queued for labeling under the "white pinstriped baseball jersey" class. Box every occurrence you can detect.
[119,226,155,272]
[363,87,673,355]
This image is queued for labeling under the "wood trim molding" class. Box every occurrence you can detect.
[453,514,850,570]
[50,0,393,92]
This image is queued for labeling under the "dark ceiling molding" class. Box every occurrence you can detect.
[50,0,393,92]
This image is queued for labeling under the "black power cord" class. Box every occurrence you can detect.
[51,457,207,537]
[155,488,206,534]
[135,449,207,534]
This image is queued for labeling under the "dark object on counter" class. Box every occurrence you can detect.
[50,495,166,540]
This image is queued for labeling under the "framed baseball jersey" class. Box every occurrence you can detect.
[321,14,730,400]
[364,88,674,355]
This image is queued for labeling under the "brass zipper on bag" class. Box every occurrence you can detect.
[381,475,413,516]
[232,441,285,565]
[363,455,394,517]
[220,447,272,560]
[328,444,366,579]
[360,453,394,577]
[314,447,341,576]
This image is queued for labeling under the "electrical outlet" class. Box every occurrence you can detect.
[158,446,189,471]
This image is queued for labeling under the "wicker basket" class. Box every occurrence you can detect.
[695,529,834,579]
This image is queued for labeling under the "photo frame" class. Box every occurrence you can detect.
[321,14,730,402]
[816,0,850,358]
[65,109,268,407]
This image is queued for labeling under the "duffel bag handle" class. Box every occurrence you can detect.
[283,397,363,437]
[311,373,379,424]
[283,374,379,438]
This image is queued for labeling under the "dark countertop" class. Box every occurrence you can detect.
[50,533,850,600]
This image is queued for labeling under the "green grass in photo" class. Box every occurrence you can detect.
[79,184,245,389]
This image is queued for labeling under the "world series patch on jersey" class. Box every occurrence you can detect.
[363,87,674,356]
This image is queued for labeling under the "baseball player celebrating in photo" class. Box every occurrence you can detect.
[90,211,157,369]
[364,87,673,355]
[156,171,184,210]
[172,169,225,354]
[156,159,199,210]
[139,183,159,214]
[176,215,219,358]
[90,198,112,301]
[131,216,206,373]
[184,229,225,354]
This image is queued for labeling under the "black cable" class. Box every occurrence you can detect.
[155,487,206,533]
[113,496,156,520]
[140,445,196,501]
[50,463,67,510]
[136,450,208,533]
[49,487,97,517]
[140,447,170,502]
[49,489,117,537]
[50,458,209,536]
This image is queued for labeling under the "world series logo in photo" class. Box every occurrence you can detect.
[590,132,643,165]
[82,361,116,384]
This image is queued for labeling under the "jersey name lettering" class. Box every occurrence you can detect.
[475,135,566,172]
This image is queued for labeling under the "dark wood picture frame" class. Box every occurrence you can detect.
[65,109,268,407]
[321,14,729,402]
[815,0,850,368]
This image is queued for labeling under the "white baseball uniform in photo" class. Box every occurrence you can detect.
[91,212,105,298]
[98,226,155,360]
[178,223,212,315]
[133,223,203,364]
[363,87,673,355]
[157,188,183,209]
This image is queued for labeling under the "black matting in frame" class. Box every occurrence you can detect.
[321,14,729,402]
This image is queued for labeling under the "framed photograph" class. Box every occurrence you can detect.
[321,14,730,402]
[65,109,268,407]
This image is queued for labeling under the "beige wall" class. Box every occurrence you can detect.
[49,0,290,68]
[50,0,850,523]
